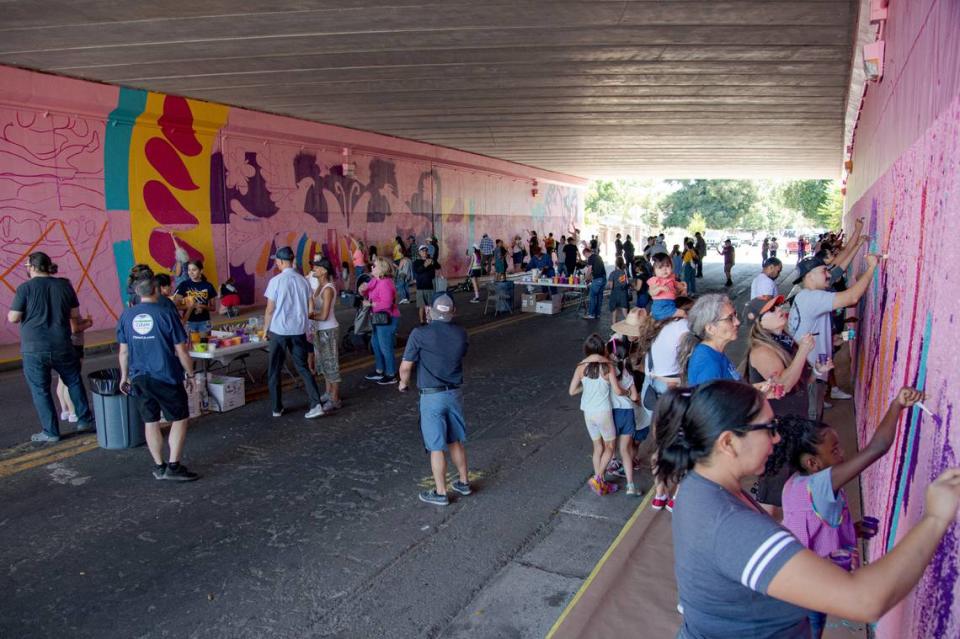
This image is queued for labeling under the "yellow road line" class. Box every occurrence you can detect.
[0,305,554,478]
[545,487,655,639]
[0,435,99,478]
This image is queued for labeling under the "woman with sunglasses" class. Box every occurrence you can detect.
[655,380,960,639]
[677,294,742,386]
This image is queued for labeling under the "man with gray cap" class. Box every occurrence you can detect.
[788,253,878,421]
[750,257,783,299]
[263,246,325,419]
[398,294,471,506]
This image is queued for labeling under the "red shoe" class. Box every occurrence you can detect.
[651,494,668,510]
[666,497,676,513]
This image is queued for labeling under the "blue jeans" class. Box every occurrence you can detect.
[371,315,399,376]
[267,332,322,412]
[395,278,410,301]
[808,611,826,638]
[682,263,696,295]
[588,278,605,317]
[22,349,93,437]
[354,265,365,280]
[187,320,211,334]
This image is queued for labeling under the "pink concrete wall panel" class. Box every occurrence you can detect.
[0,65,584,347]
[846,0,960,204]
[844,1,960,636]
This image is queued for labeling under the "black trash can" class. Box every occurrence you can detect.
[88,369,145,449]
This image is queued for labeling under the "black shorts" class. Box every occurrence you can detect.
[73,345,84,361]
[132,376,189,423]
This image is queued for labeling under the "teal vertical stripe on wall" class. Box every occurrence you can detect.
[104,87,147,211]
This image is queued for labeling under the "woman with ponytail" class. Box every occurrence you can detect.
[655,380,960,638]
[676,294,742,386]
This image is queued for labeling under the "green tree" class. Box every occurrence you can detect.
[780,180,830,222]
[584,178,670,228]
[687,212,707,235]
[661,180,758,229]
[816,182,844,229]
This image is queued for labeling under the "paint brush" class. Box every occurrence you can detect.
[915,402,943,426]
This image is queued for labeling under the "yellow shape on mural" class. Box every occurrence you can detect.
[128,93,228,285]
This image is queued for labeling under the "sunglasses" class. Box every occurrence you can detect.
[736,418,780,436]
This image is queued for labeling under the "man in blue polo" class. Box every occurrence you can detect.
[398,294,471,506]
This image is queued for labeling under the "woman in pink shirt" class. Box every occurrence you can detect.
[360,257,401,385]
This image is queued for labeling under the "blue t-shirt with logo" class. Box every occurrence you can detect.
[687,343,742,386]
[116,302,188,385]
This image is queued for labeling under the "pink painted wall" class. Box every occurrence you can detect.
[844,1,960,637]
[0,65,585,347]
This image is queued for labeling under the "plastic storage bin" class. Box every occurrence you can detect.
[88,369,145,449]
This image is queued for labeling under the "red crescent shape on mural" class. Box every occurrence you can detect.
[158,95,202,157]
[143,180,200,226]
[145,137,199,191]
[148,229,204,267]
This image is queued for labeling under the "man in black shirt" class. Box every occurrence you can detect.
[562,236,580,276]
[8,252,94,442]
[413,245,440,325]
[623,235,635,278]
[614,233,623,259]
[583,247,606,320]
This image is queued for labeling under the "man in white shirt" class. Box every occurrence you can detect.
[264,246,325,419]
[653,233,668,256]
[788,254,878,421]
[750,257,782,298]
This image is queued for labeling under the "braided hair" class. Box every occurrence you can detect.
[762,416,828,477]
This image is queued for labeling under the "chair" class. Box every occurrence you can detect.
[483,281,514,317]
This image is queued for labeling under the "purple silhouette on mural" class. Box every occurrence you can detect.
[365,158,398,223]
[293,152,329,225]
[222,151,279,219]
[406,169,438,222]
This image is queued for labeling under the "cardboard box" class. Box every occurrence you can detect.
[206,375,246,412]
[521,292,547,312]
[535,294,563,315]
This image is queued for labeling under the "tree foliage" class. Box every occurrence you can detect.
[779,180,830,221]
[815,182,844,229]
[661,180,758,229]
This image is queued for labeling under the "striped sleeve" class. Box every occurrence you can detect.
[716,510,804,595]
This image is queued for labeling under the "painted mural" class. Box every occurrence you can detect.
[846,94,960,639]
[0,66,583,347]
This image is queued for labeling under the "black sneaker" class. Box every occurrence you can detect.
[75,423,95,434]
[419,490,449,506]
[364,371,384,381]
[152,463,167,480]
[451,480,472,496]
[162,463,200,482]
[377,374,398,385]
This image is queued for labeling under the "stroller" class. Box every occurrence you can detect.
[340,273,373,353]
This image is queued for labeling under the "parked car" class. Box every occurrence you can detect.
[784,239,799,255]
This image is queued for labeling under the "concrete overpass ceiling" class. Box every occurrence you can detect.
[0,0,857,179]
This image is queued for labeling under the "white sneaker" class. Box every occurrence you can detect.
[399,298,410,304]
[272,410,284,418]
[60,411,70,421]
[68,414,78,423]
[823,401,833,409]
[305,404,326,419]
[830,388,853,400]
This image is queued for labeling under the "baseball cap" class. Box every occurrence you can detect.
[429,294,455,322]
[418,244,429,252]
[743,295,785,322]
[274,246,295,261]
[762,257,782,269]
[794,256,826,284]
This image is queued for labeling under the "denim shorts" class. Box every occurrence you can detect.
[650,299,677,321]
[612,408,636,437]
[419,389,467,451]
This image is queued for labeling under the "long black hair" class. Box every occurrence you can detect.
[654,380,766,484]
[763,416,828,478]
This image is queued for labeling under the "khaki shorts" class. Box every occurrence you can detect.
[583,411,617,441]
[313,327,341,383]
[416,289,434,308]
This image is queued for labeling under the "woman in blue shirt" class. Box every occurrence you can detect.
[677,293,743,386]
